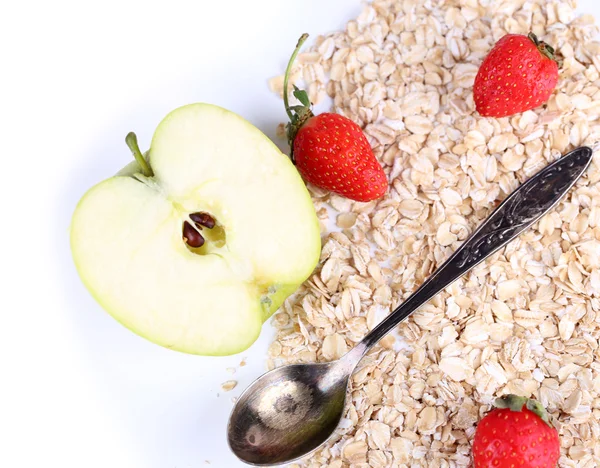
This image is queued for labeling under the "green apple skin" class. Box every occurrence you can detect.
[70,103,321,356]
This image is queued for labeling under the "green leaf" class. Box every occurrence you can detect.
[289,105,307,113]
[525,399,552,426]
[528,32,540,46]
[494,394,528,412]
[494,394,554,428]
[293,85,311,107]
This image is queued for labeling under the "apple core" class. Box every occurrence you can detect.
[182,211,226,254]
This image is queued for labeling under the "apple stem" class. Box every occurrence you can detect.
[125,132,153,177]
[283,33,309,121]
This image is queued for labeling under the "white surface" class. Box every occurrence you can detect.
[1,1,599,467]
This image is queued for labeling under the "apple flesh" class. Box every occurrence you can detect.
[71,103,321,355]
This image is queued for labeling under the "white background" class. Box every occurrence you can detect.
[1,1,599,467]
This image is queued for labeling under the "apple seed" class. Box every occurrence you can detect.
[182,221,205,248]
[190,212,216,229]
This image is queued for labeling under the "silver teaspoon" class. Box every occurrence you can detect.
[227,146,593,467]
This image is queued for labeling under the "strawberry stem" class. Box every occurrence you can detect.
[283,33,309,121]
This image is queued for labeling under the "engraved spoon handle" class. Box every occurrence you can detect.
[350,147,593,357]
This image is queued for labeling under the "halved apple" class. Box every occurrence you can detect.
[71,103,321,355]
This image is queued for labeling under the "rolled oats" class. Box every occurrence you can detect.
[220,380,237,392]
[268,0,600,466]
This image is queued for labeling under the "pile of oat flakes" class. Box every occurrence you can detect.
[268,0,600,466]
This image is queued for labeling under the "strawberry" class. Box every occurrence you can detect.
[472,394,560,468]
[282,34,387,202]
[474,33,560,118]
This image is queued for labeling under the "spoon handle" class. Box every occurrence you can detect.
[353,146,593,356]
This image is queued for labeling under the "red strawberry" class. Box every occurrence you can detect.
[474,33,560,118]
[472,394,560,468]
[282,34,387,202]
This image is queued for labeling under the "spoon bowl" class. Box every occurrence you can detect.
[227,349,361,466]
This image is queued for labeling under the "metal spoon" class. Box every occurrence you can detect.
[227,146,593,467]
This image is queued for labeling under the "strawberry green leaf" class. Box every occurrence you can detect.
[525,399,552,426]
[290,105,307,113]
[494,394,528,412]
[528,31,560,67]
[494,394,554,428]
[293,85,311,107]
[528,32,540,46]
